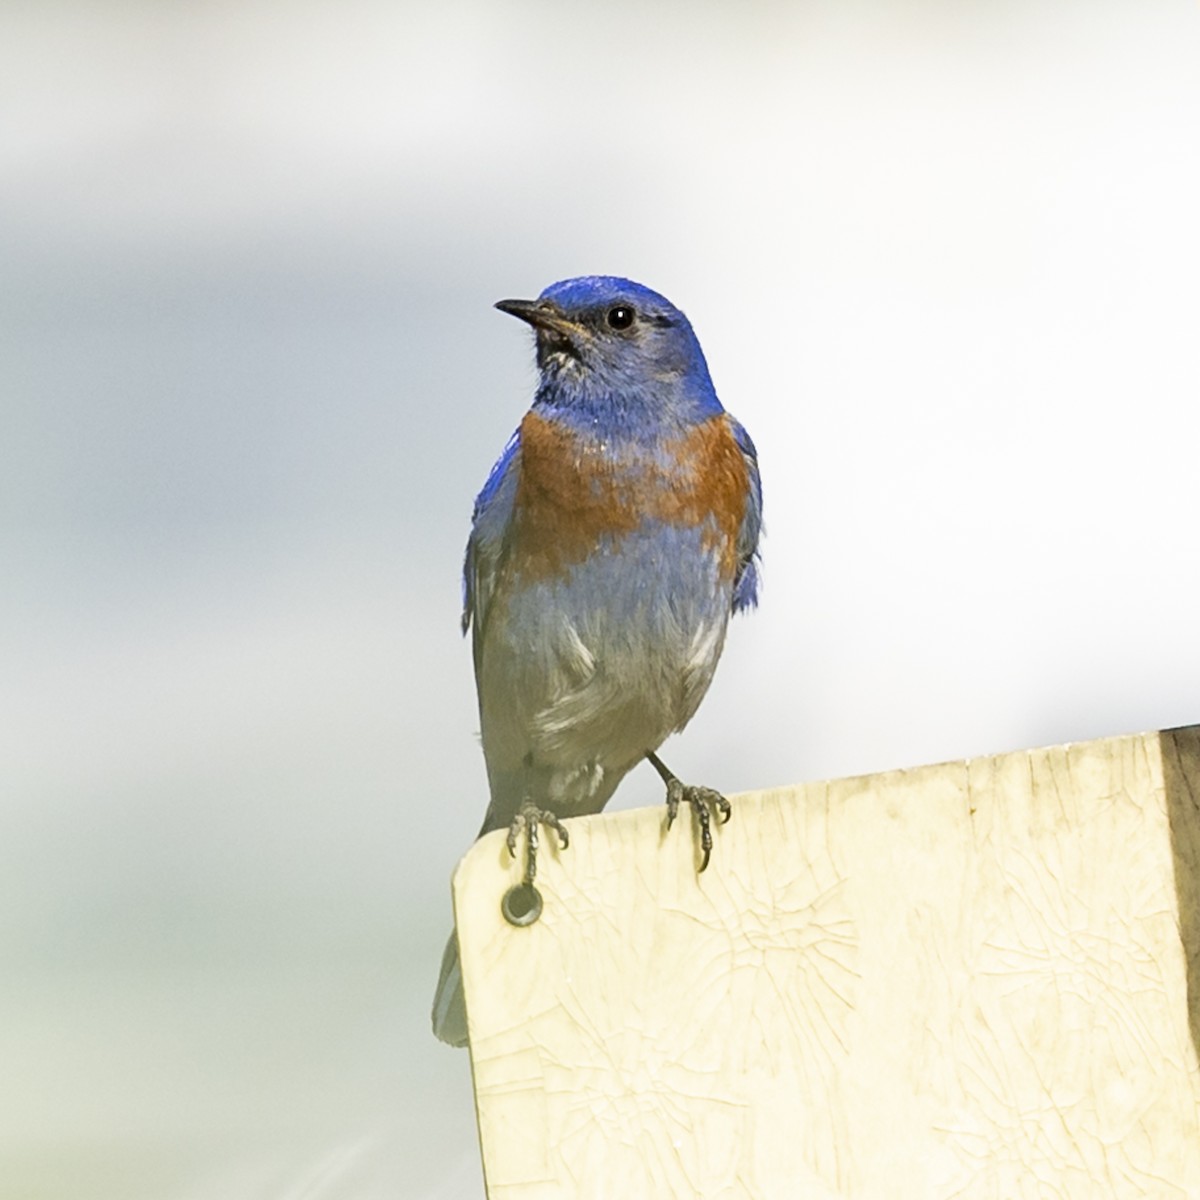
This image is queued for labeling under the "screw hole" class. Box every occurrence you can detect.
[501,883,543,927]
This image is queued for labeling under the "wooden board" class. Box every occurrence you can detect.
[453,727,1200,1198]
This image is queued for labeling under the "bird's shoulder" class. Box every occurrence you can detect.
[667,411,756,533]
[721,415,762,612]
[462,430,521,634]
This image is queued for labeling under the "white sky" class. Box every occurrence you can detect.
[3,2,1200,1196]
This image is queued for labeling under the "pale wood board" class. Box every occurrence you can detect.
[453,728,1200,1198]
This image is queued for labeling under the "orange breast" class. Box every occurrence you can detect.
[511,411,749,581]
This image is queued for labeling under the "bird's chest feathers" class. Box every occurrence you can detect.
[510,410,747,581]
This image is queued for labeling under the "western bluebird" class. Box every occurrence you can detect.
[432,276,762,1046]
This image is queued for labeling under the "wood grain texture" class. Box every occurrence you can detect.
[453,728,1200,1199]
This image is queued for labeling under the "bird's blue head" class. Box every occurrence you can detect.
[495,276,724,433]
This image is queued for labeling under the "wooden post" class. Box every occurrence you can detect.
[452,726,1200,1198]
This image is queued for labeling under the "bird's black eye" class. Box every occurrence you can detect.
[606,306,635,330]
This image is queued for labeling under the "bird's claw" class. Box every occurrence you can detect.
[665,781,730,872]
[648,750,731,873]
[506,803,569,886]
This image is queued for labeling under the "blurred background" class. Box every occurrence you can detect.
[3,1,1199,1196]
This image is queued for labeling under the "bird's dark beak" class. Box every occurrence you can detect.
[494,298,581,340]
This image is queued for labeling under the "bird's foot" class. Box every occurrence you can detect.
[506,802,569,886]
[646,751,732,872]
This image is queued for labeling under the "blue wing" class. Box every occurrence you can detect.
[462,429,521,646]
[728,417,763,614]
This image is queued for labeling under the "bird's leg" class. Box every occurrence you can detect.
[646,751,732,873]
[506,801,569,885]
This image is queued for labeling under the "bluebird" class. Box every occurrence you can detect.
[432,276,762,1046]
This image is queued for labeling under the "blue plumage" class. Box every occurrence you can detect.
[434,276,762,1046]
